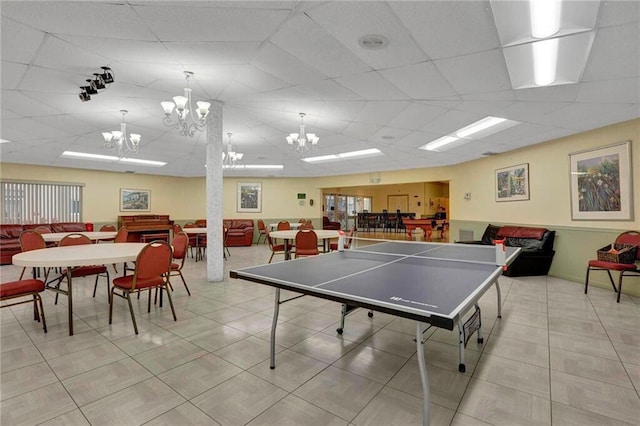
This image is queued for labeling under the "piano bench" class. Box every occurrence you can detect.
[140,233,169,243]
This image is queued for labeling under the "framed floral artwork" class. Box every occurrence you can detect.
[237,182,262,213]
[569,141,633,220]
[495,163,530,202]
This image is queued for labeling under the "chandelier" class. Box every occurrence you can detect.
[286,113,319,156]
[102,110,141,157]
[222,133,244,168]
[161,71,210,137]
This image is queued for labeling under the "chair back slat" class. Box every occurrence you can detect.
[59,233,92,246]
[114,227,129,243]
[616,231,640,260]
[277,221,291,231]
[172,232,188,259]
[19,230,47,252]
[135,241,172,281]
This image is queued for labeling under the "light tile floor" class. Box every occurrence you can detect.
[1,235,639,425]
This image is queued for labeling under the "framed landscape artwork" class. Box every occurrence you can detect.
[495,163,530,202]
[569,141,633,220]
[120,188,150,212]
[237,182,262,213]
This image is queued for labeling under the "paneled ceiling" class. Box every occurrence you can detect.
[1,1,638,178]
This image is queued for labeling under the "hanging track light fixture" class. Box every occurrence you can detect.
[286,113,319,156]
[102,110,142,157]
[161,71,211,137]
[78,66,114,102]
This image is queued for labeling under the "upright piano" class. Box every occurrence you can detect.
[117,214,174,242]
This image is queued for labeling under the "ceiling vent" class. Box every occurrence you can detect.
[482,151,499,156]
[358,35,389,50]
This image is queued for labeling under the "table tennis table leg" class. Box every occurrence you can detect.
[270,288,280,369]
[457,321,466,373]
[415,321,430,426]
[495,279,503,318]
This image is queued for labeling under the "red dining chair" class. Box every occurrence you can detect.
[109,240,176,334]
[294,230,319,258]
[256,219,268,244]
[585,231,640,302]
[168,232,191,296]
[276,221,291,231]
[98,224,116,242]
[1,279,47,333]
[18,230,50,281]
[183,222,200,259]
[54,233,110,303]
[267,233,285,263]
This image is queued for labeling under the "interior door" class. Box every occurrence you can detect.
[388,195,409,212]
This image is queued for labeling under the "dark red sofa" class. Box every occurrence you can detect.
[0,222,89,265]
[223,219,254,246]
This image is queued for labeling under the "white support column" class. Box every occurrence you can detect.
[206,101,224,282]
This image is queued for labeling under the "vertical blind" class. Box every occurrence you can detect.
[1,181,83,224]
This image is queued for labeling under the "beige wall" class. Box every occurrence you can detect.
[1,118,638,295]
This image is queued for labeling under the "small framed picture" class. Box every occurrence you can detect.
[237,182,262,213]
[495,163,530,202]
[120,188,150,212]
[569,141,633,220]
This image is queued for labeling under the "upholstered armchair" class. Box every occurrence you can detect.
[322,216,340,230]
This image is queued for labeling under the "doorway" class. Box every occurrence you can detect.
[387,195,409,212]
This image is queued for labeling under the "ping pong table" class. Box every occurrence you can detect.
[230,240,520,426]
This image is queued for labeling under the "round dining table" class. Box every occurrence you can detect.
[269,222,301,231]
[40,231,117,243]
[12,242,146,335]
[268,229,340,260]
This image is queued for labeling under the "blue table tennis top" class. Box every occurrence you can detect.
[230,241,520,329]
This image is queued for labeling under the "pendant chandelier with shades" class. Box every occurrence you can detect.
[286,113,319,156]
[102,110,141,157]
[161,71,210,137]
[222,132,244,168]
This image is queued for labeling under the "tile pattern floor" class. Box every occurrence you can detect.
[1,235,639,425]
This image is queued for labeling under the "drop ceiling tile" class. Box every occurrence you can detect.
[0,17,46,64]
[334,71,409,100]
[576,78,639,104]
[387,103,449,131]
[434,50,512,95]
[2,2,158,40]
[583,22,639,81]
[270,13,372,78]
[379,62,458,99]
[135,5,289,42]
[307,2,426,70]
[390,1,500,60]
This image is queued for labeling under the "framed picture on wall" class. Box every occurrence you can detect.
[569,141,633,220]
[120,188,150,211]
[495,163,530,202]
[237,182,262,213]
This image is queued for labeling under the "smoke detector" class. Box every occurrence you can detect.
[358,35,389,50]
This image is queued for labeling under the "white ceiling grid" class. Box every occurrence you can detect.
[0,1,638,178]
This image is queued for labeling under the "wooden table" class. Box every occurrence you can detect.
[402,219,434,240]
[269,229,340,260]
[12,243,146,335]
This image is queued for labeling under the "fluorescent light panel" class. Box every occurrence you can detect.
[223,164,283,169]
[420,117,520,152]
[530,0,561,39]
[61,151,166,167]
[303,148,382,163]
